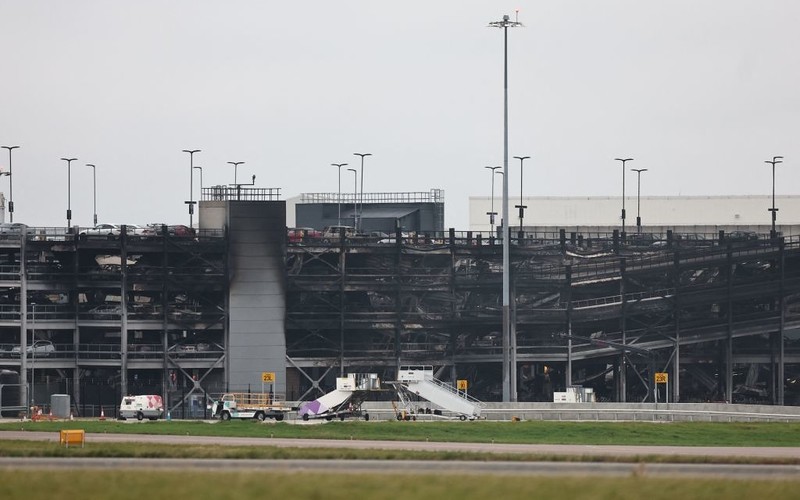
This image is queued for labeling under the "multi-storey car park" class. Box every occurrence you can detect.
[1,187,800,417]
[0,223,227,417]
[286,226,800,406]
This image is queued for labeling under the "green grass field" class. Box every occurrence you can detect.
[2,420,800,498]
[2,439,796,464]
[4,419,800,447]
[0,470,798,500]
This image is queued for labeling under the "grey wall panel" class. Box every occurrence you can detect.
[229,295,283,308]
[231,313,286,327]
[227,201,287,394]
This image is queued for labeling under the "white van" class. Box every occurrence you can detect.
[119,394,164,421]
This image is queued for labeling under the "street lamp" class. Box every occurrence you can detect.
[514,155,530,233]
[61,158,77,228]
[182,149,201,227]
[347,168,358,228]
[193,166,203,201]
[489,13,524,402]
[332,163,348,226]
[765,156,784,239]
[614,158,633,238]
[228,161,245,187]
[353,153,371,232]
[1,146,19,222]
[631,168,648,234]
[86,164,97,226]
[485,166,501,232]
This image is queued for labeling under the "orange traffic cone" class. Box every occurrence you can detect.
[99,408,106,421]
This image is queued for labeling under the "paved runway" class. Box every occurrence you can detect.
[1,430,800,459]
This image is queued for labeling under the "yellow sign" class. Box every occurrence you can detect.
[655,372,668,384]
[262,372,275,383]
[457,379,468,391]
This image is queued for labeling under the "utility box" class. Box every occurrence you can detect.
[51,394,71,418]
[553,385,596,403]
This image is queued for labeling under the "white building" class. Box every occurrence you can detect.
[468,195,800,236]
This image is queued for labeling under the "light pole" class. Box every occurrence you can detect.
[193,166,203,201]
[631,168,647,234]
[485,166,501,232]
[332,163,348,226]
[86,164,97,226]
[228,161,245,187]
[614,158,633,238]
[353,153,371,232]
[489,12,523,402]
[347,168,358,228]
[1,146,19,222]
[514,155,530,233]
[61,158,77,228]
[183,149,201,228]
[766,156,784,239]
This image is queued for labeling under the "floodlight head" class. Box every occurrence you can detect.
[488,14,524,28]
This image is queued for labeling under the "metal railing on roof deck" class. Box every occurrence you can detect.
[300,189,444,204]
[201,186,281,201]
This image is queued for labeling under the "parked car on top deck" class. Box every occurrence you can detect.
[147,224,196,237]
[726,230,759,244]
[79,224,155,240]
[0,223,27,235]
[287,227,322,243]
[321,225,357,242]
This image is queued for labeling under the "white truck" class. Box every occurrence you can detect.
[210,392,291,421]
[119,395,164,421]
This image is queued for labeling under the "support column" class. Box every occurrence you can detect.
[449,238,457,383]
[394,227,403,374]
[161,225,170,408]
[779,239,785,405]
[510,260,517,402]
[725,248,733,403]
[619,258,627,403]
[19,230,28,411]
[565,265,573,388]
[673,251,681,403]
[120,227,129,399]
[339,248,346,377]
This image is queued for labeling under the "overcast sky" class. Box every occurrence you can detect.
[1,1,797,230]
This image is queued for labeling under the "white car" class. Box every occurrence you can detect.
[11,340,55,357]
[79,224,155,240]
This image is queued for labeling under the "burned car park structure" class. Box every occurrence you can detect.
[286,224,800,406]
[2,187,800,417]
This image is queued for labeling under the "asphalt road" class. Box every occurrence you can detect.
[1,431,799,478]
[2,430,800,459]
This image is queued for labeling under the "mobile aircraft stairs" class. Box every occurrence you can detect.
[297,373,381,421]
[390,366,485,421]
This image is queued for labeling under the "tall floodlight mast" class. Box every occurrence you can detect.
[488,12,523,402]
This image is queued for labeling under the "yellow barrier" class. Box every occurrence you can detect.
[59,429,85,448]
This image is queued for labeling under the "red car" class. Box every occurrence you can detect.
[288,227,322,243]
